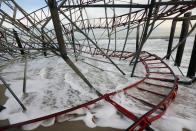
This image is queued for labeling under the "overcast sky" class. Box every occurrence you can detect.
[15,0,196,14]
[2,0,195,37]
[16,0,46,13]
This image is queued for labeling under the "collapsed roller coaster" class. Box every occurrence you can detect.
[0,0,196,130]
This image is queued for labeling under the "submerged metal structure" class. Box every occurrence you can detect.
[0,0,196,130]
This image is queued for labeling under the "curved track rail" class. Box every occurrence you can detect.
[0,48,178,131]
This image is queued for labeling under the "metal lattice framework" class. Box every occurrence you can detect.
[0,0,195,60]
[0,0,196,130]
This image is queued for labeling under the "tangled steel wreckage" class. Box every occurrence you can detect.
[0,0,196,130]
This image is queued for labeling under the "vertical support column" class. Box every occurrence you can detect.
[112,0,117,51]
[187,34,196,78]
[136,23,140,52]
[13,29,25,55]
[67,0,77,58]
[175,12,191,66]
[41,29,47,56]
[23,55,27,94]
[166,20,177,60]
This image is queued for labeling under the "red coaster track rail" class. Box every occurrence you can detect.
[0,48,178,131]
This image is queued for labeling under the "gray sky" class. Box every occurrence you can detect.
[2,0,196,37]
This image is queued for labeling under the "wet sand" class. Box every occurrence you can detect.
[0,85,123,131]
[6,121,123,131]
